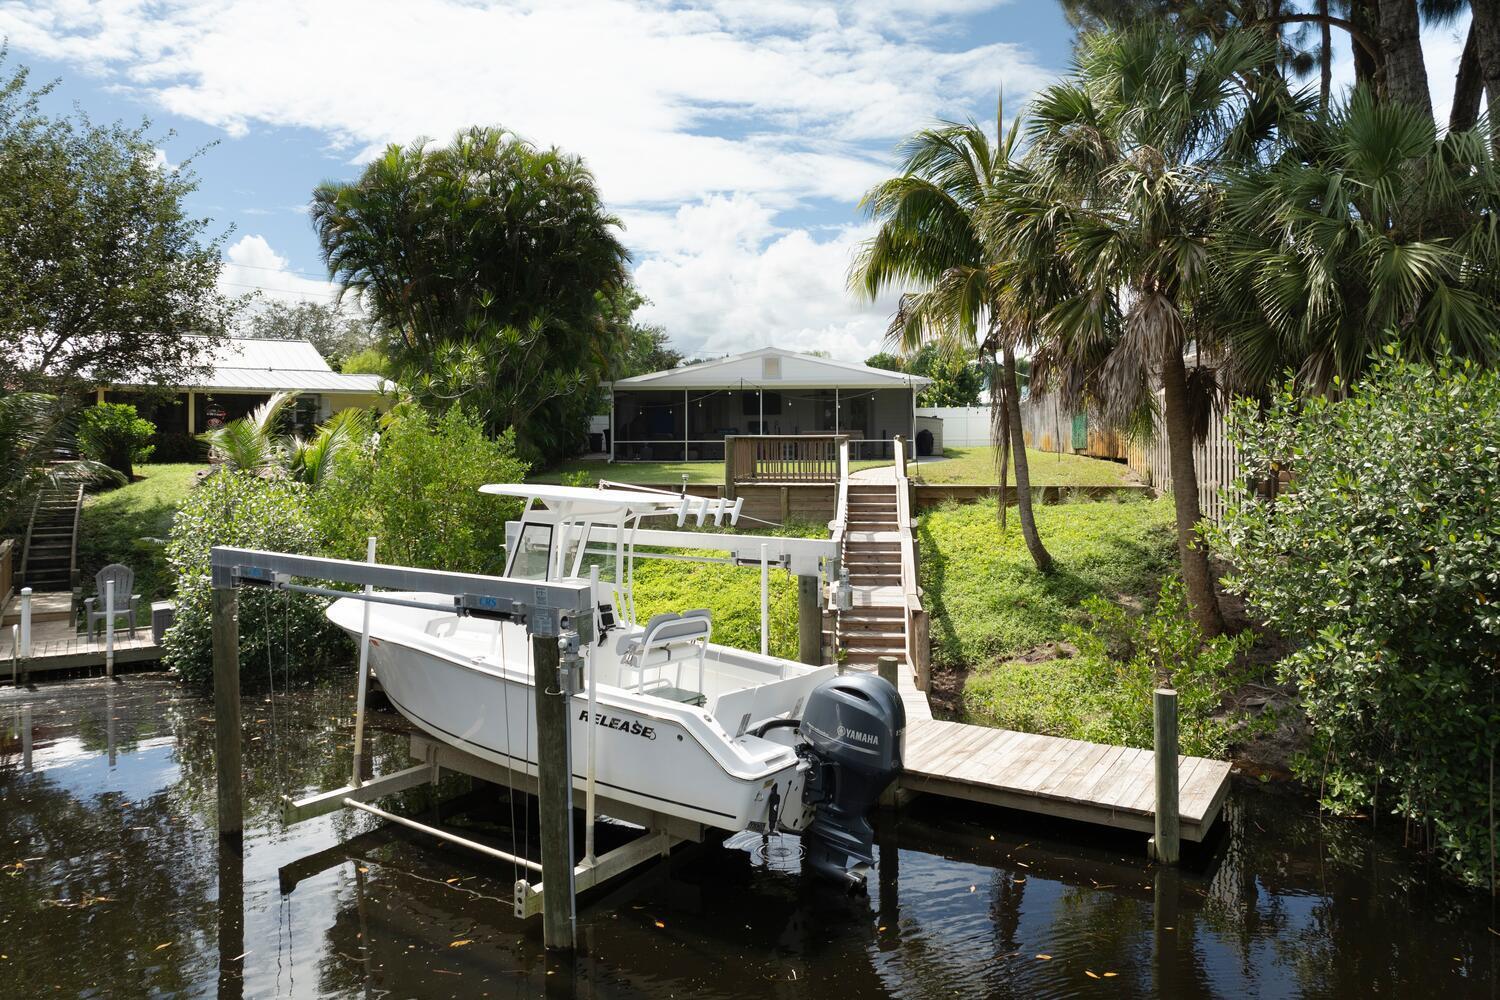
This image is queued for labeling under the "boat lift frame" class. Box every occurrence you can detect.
[207,544,691,950]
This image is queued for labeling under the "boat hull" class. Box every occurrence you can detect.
[354,620,802,832]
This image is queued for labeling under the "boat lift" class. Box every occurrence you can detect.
[207,543,677,951]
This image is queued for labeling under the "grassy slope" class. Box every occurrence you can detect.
[919,496,1175,672]
[78,463,203,603]
[534,447,1131,487]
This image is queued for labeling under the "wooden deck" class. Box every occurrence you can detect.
[0,609,164,678]
[888,661,1230,842]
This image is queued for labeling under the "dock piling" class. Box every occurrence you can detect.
[533,631,577,951]
[104,580,115,678]
[19,587,31,659]
[1151,688,1180,864]
[212,586,243,838]
[876,654,898,689]
[797,574,820,665]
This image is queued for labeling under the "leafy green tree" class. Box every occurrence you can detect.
[314,404,528,575]
[1210,357,1500,887]
[1218,89,1500,392]
[77,402,155,479]
[0,51,233,394]
[310,126,631,463]
[908,343,986,407]
[240,300,375,369]
[852,100,1054,573]
[1011,26,1298,634]
[864,351,904,372]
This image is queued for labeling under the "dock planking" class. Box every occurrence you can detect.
[0,610,163,677]
[890,668,1231,842]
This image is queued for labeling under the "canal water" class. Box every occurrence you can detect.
[0,676,1494,998]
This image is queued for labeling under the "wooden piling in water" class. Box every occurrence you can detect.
[797,574,821,665]
[212,586,243,838]
[1151,687,1180,864]
[532,632,576,951]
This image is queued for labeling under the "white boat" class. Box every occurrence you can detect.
[325,484,905,884]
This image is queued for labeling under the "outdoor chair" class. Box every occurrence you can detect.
[84,563,143,640]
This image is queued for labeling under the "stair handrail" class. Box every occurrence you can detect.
[18,491,41,586]
[892,436,931,691]
[67,483,85,592]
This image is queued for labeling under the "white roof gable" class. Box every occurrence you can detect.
[612,347,930,390]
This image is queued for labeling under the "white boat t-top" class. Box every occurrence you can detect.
[325,482,906,886]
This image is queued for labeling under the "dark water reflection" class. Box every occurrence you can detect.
[0,677,1495,998]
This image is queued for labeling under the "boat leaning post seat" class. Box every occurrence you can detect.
[616,609,712,706]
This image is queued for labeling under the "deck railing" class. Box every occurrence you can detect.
[725,434,849,484]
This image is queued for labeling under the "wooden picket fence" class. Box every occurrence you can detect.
[1125,397,1243,523]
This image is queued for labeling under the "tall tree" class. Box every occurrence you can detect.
[310,126,630,463]
[0,51,232,395]
[852,101,1054,573]
[240,300,375,369]
[1017,27,1298,634]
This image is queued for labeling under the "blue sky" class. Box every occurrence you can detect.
[0,1,1468,361]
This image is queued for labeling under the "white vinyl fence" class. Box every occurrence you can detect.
[915,406,992,447]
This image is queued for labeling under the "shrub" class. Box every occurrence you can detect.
[315,404,529,574]
[163,470,348,687]
[1210,357,1500,886]
[77,402,155,478]
[965,577,1253,757]
[150,431,207,463]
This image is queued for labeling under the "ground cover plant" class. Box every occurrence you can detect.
[919,495,1176,672]
[1211,358,1500,887]
[966,578,1255,757]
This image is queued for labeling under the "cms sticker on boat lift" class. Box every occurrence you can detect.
[581,709,658,741]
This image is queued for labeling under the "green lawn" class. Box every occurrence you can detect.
[912,446,1133,487]
[529,459,725,485]
[533,447,1132,487]
[78,463,204,603]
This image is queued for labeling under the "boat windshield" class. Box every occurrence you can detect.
[506,522,553,580]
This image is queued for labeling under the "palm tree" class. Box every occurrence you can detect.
[852,100,1054,573]
[1014,26,1299,635]
[201,391,371,487]
[1218,88,1500,392]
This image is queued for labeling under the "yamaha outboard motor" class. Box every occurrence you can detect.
[797,673,905,889]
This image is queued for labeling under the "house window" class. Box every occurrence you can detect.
[762,356,781,380]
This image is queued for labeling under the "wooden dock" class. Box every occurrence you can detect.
[890,668,1231,843]
[1,593,163,678]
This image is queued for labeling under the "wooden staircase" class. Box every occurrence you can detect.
[834,482,906,668]
[21,484,84,593]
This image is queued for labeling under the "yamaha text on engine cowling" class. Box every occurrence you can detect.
[794,673,905,888]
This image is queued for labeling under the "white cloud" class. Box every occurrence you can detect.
[218,234,341,310]
[631,195,897,360]
[0,0,1053,359]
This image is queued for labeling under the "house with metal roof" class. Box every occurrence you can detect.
[97,336,394,439]
[607,347,935,462]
